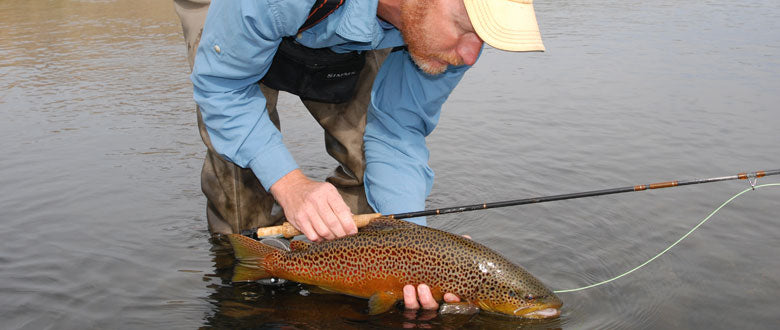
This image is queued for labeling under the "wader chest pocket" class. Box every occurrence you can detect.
[261,37,366,104]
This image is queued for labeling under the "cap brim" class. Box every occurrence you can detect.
[464,0,545,52]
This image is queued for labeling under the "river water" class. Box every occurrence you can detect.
[1,0,778,329]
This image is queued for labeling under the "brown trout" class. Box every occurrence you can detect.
[227,217,562,318]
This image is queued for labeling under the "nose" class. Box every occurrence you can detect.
[456,32,483,66]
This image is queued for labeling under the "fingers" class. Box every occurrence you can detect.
[288,203,335,242]
[327,192,357,235]
[404,284,442,310]
[295,214,319,242]
[310,207,338,241]
[443,293,460,303]
[403,285,420,309]
[308,184,356,240]
[272,171,356,241]
[417,284,438,310]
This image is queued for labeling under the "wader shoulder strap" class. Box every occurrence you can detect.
[299,0,345,33]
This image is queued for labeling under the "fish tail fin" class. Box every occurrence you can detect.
[227,234,276,282]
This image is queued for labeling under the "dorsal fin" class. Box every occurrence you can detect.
[360,216,419,232]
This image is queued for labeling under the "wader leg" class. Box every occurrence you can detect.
[173,0,209,69]
[175,0,284,234]
[197,87,284,235]
[301,49,392,215]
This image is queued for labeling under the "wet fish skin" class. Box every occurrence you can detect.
[228,217,561,318]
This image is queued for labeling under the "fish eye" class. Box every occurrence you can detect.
[524,294,535,301]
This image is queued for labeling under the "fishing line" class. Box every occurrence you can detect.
[554,182,780,294]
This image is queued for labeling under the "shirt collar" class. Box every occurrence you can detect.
[297,0,404,51]
[332,0,380,43]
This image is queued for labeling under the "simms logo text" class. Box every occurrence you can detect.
[326,71,358,79]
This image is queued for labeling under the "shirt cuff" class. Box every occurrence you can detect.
[248,144,299,191]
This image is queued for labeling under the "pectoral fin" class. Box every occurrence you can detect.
[368,291,399,315]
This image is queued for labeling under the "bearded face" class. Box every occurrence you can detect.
[399,0,465,75]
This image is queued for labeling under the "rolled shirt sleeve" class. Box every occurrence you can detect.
[190,0,313,190]
[364,50,470,225]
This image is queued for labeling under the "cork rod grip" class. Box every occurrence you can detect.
[255,213,382,238]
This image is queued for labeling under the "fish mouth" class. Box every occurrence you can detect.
[513,303,562,319]
[521,307,560,319]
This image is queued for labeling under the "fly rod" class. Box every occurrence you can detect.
[255,169,779,238]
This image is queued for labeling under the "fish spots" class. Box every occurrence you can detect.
[265,217,557,316]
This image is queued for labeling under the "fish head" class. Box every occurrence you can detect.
[481,287,562,319]
[475,261,562,319]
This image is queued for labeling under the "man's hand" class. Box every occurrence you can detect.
[270,169,357,241]
[403,235,470,311]
[403,284,461,310]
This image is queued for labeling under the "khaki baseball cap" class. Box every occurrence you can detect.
[463,0,545,52]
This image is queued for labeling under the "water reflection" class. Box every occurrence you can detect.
[1,0,779,329]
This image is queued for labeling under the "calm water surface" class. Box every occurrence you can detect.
[1,0,779,329]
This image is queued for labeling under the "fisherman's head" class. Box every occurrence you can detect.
[393,0,545,75]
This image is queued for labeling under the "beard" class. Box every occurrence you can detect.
[400,0,464,75]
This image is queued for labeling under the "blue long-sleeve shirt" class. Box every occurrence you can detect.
[191,0,470,225]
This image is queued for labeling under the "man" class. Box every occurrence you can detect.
[175,0,543,312]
